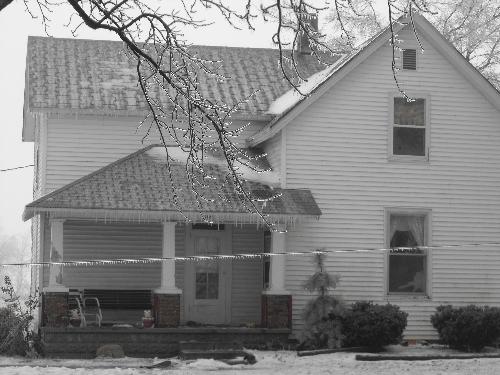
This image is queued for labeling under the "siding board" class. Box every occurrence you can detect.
[231,225,264,324]
[284,27,500,338]
[44,116,265,192]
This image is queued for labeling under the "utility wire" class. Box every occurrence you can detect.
[0,164,34,172]
[1,241,500,268]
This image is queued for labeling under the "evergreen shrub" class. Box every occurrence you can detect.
[301,253,345,350]
[0,276,39,356]
[341,301,408,349]
[431,305,500,351]
[0,307,29,355]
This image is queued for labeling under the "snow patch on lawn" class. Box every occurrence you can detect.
[2,346,500,374]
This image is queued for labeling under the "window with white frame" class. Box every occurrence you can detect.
[392,97,427,157]
[388,213,427,294]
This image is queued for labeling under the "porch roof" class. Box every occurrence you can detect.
[23,145,321,224]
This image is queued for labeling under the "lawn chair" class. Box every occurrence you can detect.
[75,295,103,327]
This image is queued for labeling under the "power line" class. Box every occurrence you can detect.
[0,164,34,172]
[1,241,500,268]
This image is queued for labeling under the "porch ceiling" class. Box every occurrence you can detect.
[24,145,321,224]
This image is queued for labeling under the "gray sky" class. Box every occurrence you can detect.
[0,1,388,237]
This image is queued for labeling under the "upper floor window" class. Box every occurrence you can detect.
[391,97,428,158]
[388,213,428,294]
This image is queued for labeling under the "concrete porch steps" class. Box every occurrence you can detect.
[179,341,256,364]
[179,340,242,351]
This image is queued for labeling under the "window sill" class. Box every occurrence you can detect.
[388,155,429,164]
[386,293,431,302]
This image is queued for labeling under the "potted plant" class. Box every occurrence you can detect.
[142,310,154,328]
[69,309,82,327]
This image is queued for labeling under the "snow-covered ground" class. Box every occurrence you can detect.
[1,346,500,374]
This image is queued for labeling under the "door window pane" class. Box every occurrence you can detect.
[195,237,220,300]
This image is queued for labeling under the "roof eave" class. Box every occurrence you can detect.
[23,206,320,224]
[24,107,275,123]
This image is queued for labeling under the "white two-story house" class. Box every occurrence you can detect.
[22,13,500,357]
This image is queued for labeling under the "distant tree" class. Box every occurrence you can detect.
[326,0,500,89]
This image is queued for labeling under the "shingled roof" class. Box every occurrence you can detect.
[25,36,337,119]
[23,145,321,224]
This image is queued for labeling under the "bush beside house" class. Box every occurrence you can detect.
[300,256,408,350]
[301,253,344,349]
[0,276,39,356]
[341,301,408,350]
[431,305,500,352]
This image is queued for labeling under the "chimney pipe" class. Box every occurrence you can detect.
[298,11,319,54]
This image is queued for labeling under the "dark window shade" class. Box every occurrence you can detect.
[403,49,417,70]
[83,289,152,309]
[394,98,425,126]
[389,254,425,292]
[192,223,225,230]
[393,127,425,156]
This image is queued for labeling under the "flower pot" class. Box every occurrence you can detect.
[69,318,81,327]
[142,318,154,328]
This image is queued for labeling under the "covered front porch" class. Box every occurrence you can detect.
[38,218,292,331]
[23,145,321,356]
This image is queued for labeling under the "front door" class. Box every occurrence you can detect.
[185,225,231,324]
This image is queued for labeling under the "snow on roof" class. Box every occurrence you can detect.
[266,54,349,116]
[146,146,280,187]
[265,22,399,118]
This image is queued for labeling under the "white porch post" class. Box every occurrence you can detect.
[262,226,291,329]
[44,219,68,292]
[153,222,181,327]
[265,227,289,295]
[154,221,181,294]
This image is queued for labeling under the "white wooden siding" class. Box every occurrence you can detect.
[231,224,264,324]
[44,116,265,193]
[42,221,184,290]
[60,221,163,289]
[283,26,500,339]
[262,131,281,172]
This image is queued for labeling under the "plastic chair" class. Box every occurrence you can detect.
[74,295,103,327]
[83,297,103,327]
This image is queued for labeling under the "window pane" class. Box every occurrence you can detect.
[394,98,425,126]
[389,214,427,294]
[390,214,426,247]
[195,273,207,299]
[393,127,425,156]
[207,272,219,299]
[389,255,425,293]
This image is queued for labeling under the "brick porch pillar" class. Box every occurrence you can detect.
[153,222,182,327]
[42,292,68,327]
[262,226,292,329]
[42,219,69,327]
